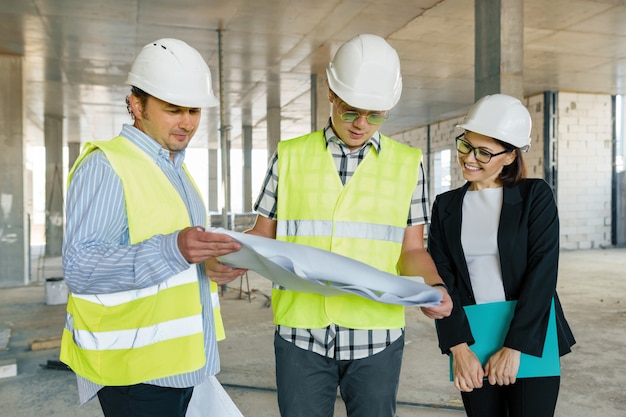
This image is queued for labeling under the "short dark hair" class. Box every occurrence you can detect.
[497,139,527,186]
[125,86,150,118]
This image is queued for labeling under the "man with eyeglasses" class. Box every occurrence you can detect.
[208,33,452,417]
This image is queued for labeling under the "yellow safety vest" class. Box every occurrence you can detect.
[60,136,224,386]
[273,131,422,329]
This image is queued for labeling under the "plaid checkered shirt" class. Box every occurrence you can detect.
[253,123,430,360]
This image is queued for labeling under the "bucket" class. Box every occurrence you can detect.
[45,277,68,305]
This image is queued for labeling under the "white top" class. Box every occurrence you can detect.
[461,188,506,304]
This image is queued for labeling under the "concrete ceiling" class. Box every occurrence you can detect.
[2,0,626,150]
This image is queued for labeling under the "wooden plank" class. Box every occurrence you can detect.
[29,335,62,351]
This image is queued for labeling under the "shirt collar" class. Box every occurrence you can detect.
[323,120,382,154]
[120,124,186,167]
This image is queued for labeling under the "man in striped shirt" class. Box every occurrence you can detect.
[62,39,244,417]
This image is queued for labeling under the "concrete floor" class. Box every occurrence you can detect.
[0,247,625,417]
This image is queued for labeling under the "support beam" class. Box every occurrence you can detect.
[218,28,232,228]
[475,0,524,100]
[0,55,27,287]
[543,91,558,197]
[242,123,253,212]
[266,72,281,159]
[315,73,330,132]
[44,115,63,257]
[208,149,219,213]
[613,95,626,246]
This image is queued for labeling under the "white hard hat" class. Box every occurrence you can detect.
[126,38,219,108]
[457,94,532,151]
[326,34,402,111]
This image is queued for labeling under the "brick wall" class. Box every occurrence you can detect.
[392,116,465,202]
[556,92,612,249]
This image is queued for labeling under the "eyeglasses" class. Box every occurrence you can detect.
[340,110,388,125]
[335,99,388,125]
[455,134,510,163]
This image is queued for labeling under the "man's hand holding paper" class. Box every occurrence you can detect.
[207,228,442,307]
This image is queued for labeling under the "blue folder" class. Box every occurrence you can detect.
[449,299,560,380]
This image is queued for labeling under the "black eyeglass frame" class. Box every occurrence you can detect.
[455,134,511,163]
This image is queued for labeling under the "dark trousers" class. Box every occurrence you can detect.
[274,332,404,417]
[461,376,560,417]
[97,383,194,417]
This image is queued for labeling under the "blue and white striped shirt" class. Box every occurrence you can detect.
[63,124,219,404]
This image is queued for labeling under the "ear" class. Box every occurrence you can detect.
[503,151,517,167]
[128,94,143,119]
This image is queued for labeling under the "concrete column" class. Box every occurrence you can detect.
[266,72,281,159]
[615,95,626,245]
[315,73,331,131]
[241,105,253,212]
[67,115,82,169]
[208,149,219,213]
[543,91,558,194]
[475,0,524,100]
[44,115,64,257]
[219,125,232,227]
[0,55,27,287]
[266,107,281,158]
[68,142,81,171]
[242,124,253,212]
[205,108,219,215]
[310,74,319,132]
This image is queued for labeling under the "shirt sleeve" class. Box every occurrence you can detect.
[407,160,430,226]
[253,150,279,220]
[63,151,189,295]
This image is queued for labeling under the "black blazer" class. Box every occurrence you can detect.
[428,179,575,357]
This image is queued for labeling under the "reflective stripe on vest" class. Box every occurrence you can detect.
[71,266,197,307]
[273,131,422,329]
[277,219,405,244]
[70,314,203,351]
[60,137,207,385]
[211,280,225,341]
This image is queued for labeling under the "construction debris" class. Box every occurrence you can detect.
[0,358,17,378]
[29,335,62,351]
[39,360,71,371]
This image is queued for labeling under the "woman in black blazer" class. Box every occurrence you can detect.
[428,94,575,417]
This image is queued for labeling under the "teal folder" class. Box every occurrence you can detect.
[449,299,560,380]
